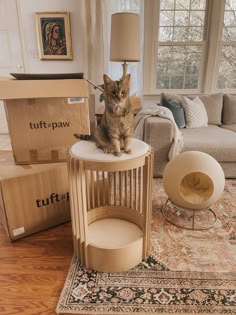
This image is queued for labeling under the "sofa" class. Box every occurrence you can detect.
[139,93,236,178]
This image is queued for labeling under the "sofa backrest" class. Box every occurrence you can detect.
[222,94,236,125]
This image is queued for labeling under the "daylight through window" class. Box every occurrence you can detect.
[217,0,236,89]
[156,0,207,90]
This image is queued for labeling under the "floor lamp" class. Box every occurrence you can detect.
[110,12,140,78]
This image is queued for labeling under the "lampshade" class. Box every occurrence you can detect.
[110,12,140,62]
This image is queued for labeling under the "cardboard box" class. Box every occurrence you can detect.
[0,152,70,241]
[0,78,91,164]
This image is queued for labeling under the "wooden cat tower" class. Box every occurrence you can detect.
[68,139,153,272]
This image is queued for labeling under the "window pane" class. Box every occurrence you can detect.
[175,0,190,10]
[186,60,200,75]
[158,46,171,59]
[175,11,190,26]
[160,0,175,10]
[159,26,173,41]
[156,0,207,90]
[170,75,184,88]
[156,76,170,89]
[223,26,236,41]
[217,1,236,89]
[225,0,236,11]
[224,11,236,26]
[188,26,204,41]
[191,0,206,10]
[173,27,189,41]
[171,60,185,74]
[190,10,205,26]
[156,45,201,89]
[184,75,198,88]
[217,45,236,89]
[160,11,174,26]
[157,61,171,76]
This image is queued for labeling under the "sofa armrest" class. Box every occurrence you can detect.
[143,116,175,177]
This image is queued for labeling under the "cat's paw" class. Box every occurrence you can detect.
[103,147,109,154]
[124,149,132,154]
[103,147,113,154]
[114,151,122,157]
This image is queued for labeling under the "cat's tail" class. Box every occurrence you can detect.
[73,133,94,140]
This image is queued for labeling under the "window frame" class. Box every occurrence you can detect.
[215,1,236,91]
[143,0,236,96]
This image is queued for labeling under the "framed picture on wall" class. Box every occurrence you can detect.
[35,12,73,60]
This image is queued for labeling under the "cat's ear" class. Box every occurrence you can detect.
[122,74,131,86]
[103,74,112,85]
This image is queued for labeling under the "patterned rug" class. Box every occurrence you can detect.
[56,179,236,315]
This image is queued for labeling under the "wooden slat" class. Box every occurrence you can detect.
[68,157,77,254]
[130,169,133,209]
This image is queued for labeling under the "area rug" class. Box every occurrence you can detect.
[56,179,236,315]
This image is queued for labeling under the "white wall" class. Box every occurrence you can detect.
[0,0,93,134]
[18,0,87,74]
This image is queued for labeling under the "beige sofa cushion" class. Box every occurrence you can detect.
[222,94,236,125]
[182,125,236,162]
[199,93,223,125]
[221,124,236,133]
[160,92,183,104]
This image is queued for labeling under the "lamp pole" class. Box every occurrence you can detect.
[122,61,128,78]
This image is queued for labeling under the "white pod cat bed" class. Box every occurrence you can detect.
[162,151,225,230]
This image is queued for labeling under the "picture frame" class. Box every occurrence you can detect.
[35,12,72,60]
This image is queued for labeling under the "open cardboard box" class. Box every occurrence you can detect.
[0,78,91,164]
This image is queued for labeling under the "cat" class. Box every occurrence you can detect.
[75,74,134,157]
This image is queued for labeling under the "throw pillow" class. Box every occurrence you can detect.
[199,93,223,125]
[161,92,183,105]
[222,94,236,125]
[162,98,186,128]
[182,96,208,128]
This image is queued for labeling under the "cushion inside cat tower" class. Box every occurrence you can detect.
[88,218,143,248]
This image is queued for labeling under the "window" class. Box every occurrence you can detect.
[217,0,236,89]
[144,0,236,95]
[156,0,207,90]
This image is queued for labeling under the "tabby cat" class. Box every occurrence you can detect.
[75,74,134,157]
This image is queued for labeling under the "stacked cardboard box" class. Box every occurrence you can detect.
[0,152,70,240]
[0,78,91,240]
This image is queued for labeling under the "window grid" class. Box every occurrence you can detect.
[156,0,207,90]
[217,2,236,90]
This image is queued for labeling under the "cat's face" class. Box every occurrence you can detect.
[103,74,130,115]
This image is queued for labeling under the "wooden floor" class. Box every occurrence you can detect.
[0,136,74,314]
[0,220,74,315]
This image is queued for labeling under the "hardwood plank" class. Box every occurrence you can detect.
[0,220,74,314]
